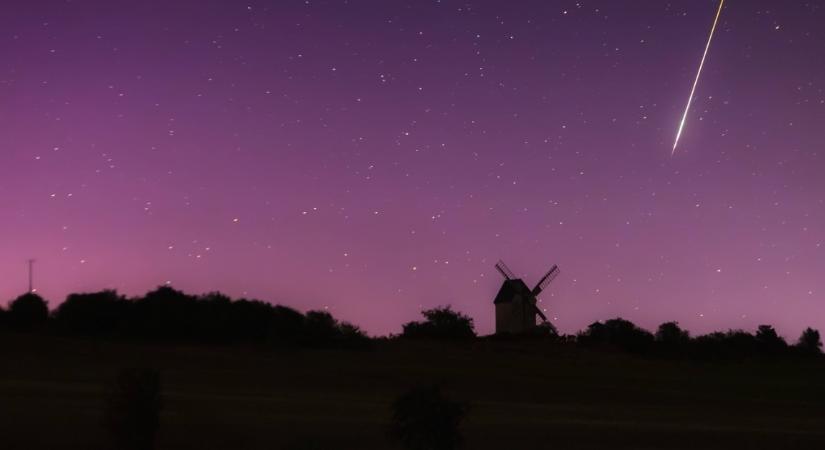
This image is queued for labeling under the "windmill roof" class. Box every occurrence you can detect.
[493,279,534,304]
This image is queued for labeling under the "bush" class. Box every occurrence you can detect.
[390,385,468,450]
[401,306,476,339]
[7,292,49,331]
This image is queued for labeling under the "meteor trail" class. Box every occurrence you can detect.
[672,0,725,155]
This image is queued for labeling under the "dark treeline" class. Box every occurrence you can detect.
[573,318,823,359]
[0,287,368,348]
[400,307,823,360]
[1,289,822,359]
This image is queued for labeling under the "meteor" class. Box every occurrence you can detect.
[672,0,725,155]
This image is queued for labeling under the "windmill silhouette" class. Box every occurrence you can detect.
[493,260,559,334]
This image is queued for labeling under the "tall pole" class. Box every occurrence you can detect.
[28,259,35,293]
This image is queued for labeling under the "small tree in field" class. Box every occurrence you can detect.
[104,368,162,450]
[390,385,468,450]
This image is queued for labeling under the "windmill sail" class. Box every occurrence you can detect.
[531,302,548,322]
[531,265,560,296]
[494,260,516,280]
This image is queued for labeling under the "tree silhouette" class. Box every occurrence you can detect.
[337,321,370,348]
[7,292,49,331]
[301,310,369,348]
[796,327,822,355]
[0,285,372,346]
[655,322,690,355]
[577,318,654,353]
[303,310,340,344]
[2,283,817,361]
[755,324,787,355]
[128,286,197,339]
[401,306,476,339]
[224,298,281,342]
[390,385,468,450]
[656,321,689,343]
[104,368,162,450]
[692,330,756,359]
[269,305,305,341]
[54,290,128,336]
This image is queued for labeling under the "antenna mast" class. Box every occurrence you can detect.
[27,259,35,293]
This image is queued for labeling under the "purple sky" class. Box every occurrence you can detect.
[1,0,824,337]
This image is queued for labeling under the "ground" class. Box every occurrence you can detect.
[2,334,824,449]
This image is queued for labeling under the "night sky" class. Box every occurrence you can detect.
[1,0,824,337]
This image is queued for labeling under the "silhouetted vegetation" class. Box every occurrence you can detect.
[301,310,370,348]
[7,292,49,331]
[691,330,757,358]
[532,320,560,338]
[3,286,367,348]
[796,327,823,355]
[104,368,162,450]
[401,306,476,339]
[2,291,825,450]
[655,321,691,355]
[577,318,655,353]
[2,288,823,361]
[569,317,824,360]
[54,290,129,336]
[755,324,787,355]
[390,385,468,450]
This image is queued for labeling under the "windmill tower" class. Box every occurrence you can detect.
[493,260,560,334]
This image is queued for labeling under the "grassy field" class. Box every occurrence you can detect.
[2,334,825,449]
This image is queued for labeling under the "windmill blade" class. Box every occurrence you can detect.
[531,302,548,323]
[494,260,516,280]
[531,265,560,296]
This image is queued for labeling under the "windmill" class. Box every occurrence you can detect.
[492,260,560,334]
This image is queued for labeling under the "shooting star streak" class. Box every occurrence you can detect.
[672,0,725,156]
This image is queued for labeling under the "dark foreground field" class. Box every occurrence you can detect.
[2,334,825,450]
